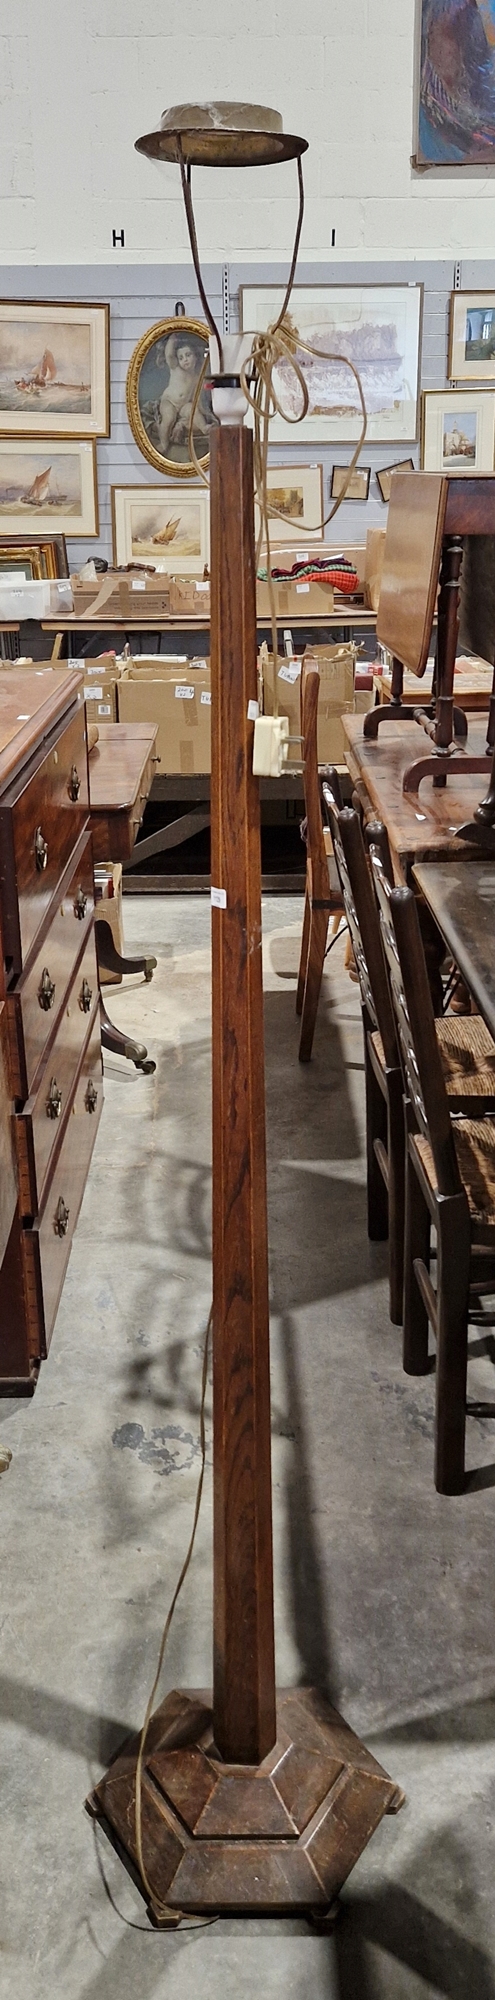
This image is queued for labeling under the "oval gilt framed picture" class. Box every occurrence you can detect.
[126,317,215,478]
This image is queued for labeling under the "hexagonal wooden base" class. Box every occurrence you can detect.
[87,1687,404,1922]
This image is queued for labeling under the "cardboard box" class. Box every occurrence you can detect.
[77,653,120,724]
[118,573,173,619]
[169,577,211,618]
[117,663,211,775]
[256,574,334,619]
[364,529,387,612]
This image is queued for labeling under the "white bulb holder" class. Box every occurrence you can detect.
[209,332,255,425]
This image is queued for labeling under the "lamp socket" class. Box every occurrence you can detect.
[252,714,289,778]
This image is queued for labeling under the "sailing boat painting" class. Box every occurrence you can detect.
[0,441,98,535]
[0,302,109,436]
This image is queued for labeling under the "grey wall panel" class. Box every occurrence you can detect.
[0,254,487,569]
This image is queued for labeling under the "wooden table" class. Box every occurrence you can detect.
[343,712,495,884]
[88,720,158,865]
[413,859,495,1040]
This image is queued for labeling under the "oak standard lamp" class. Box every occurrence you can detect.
[89,102,402,1921]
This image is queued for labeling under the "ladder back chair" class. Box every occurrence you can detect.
[370,848,495,1494]
[296,658,342,1062]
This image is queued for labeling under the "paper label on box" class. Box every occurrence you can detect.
[200,690,211,706]
[196,582,209,592]
[278,663,301,684]
[211,886,227,909]
[84,685,103,699]
[247,699,259,719]
[175,685,195,699]
[98,702,111,715]
[296,582,310,594]
[131,580,146,591]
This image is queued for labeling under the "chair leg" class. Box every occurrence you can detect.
[403,1150,430,1376]
[364,1040,388,1244]
[387,1073,405,1327]
[296,888,311,1017]
[434,1197,470,1496]
[298,906,329,1062]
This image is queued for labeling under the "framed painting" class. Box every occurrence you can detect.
[421,388,495,470]
[0,301,109,436]
[0,534,68,579]
[376,458,415,501]
[330,463,371,502]
[449,291,495,381]
[0,441,98,536]
[415,0,495,167]
[255,463,323,543]
[111,485,210,573]
[126,317,216,479]
[240,284,423,444]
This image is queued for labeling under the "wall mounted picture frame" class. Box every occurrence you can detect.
[112,484,210,573]
[0,534,68,579]
[449,291,495,383]
[415,0,495,168]
[0,301,109,437]
[421,389,495,472]
[0,440,98,536]
[240,283,423,445]
[126,317,215,479]
[376,458,415,502]
[330,463,371,503]
[255,463,324,542]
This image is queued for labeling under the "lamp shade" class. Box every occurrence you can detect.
[135,100,308,167]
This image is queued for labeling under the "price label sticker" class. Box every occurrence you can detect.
[211,886,227,909]
[84,685,103,699]
[195,581,209,592]
[98,702,112,715]
[131,579,146,591]
[175,684,195,699]
[279,662,300,684]
[201,690,211,706]
[296,581,310,594]
[247,699,259,719]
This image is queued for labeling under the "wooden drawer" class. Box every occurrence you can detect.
[15,940,99,1219]
[7,830,94,1099]
[0,999,17,1266]
[0,696,89,974]
[22,1011,102,1358]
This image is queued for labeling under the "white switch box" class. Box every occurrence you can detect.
[252,714,289,778]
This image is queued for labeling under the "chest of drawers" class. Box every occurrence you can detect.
[0,668,103,1392]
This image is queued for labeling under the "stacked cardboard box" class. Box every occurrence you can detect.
[117,656,211,774]
[260,642,358,766]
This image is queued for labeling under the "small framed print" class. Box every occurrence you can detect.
[0,440,98,536]
[421,390,495,473]
[449,292,495,384]
[330,463,370,502]
[112,484,210,573]
[255,463,323,543]
[0,300,109,437]
[376,458,415,502]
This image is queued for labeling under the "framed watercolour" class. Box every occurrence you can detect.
[126,317,215,479]
[111,485,210,573]
[449,292,495,383]
[0,534,68,579]
[421,390,495,472]
[255,463,323,542]
[330,463,370,502]
[0,441,98,536]
[415,0,495,167]
[376,458,415,502]
[240,283,423,444]
[0,301,109,437]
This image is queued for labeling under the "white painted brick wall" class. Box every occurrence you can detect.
[2,0,495,263]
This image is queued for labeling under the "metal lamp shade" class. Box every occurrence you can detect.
[135,100,308,167]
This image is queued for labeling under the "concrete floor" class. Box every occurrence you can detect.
[2,892,495,1998]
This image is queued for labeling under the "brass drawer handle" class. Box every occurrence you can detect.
[85,1079,98,1114]
[74,887,88,921]
[80,977,92,1014]
[34,826,48,871]
[38,967,56,1012]
[68,764,81,802]
[54,1196,69,1237]
[46,1078,62,1119]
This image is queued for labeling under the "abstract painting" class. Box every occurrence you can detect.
[417,0,495,165]
[112,485,210,573]
[0,302,109,436]
[0,441,98,535]
[240,285,423,444]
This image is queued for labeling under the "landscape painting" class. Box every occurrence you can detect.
[254,463,323,543]
[0,302,109,436]
[422,388,495,470]
[449,290,495,380]
[0,441,98,535]
[417,0,495,165]
[112,485,210,573]
[240,285,423,443]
